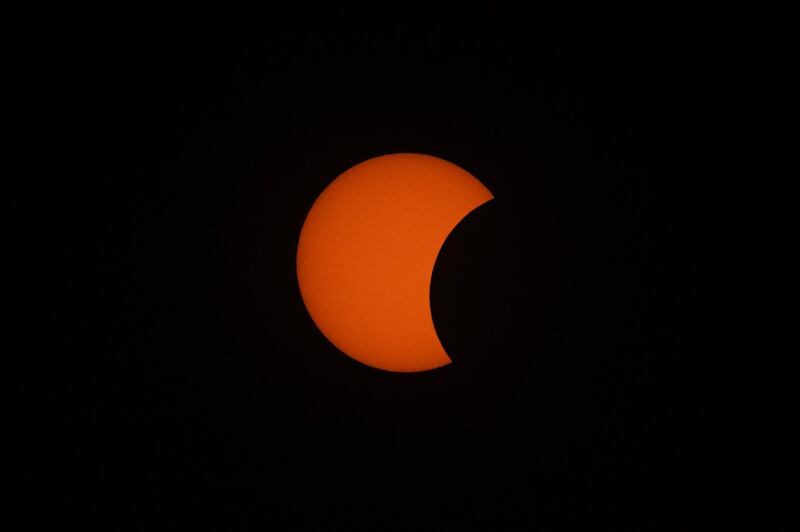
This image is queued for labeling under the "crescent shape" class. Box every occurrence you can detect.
[296,153,494,372]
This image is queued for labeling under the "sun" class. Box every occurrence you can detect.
[296,153,493,372]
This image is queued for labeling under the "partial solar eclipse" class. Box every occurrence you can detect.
[296,153,493,372]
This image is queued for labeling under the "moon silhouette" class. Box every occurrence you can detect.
[296,153,494,372]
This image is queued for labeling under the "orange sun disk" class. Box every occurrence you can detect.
[296,153,493,372]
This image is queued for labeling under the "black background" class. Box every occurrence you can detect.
[81,11,701,530]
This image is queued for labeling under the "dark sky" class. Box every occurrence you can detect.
[78,12,702,530]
